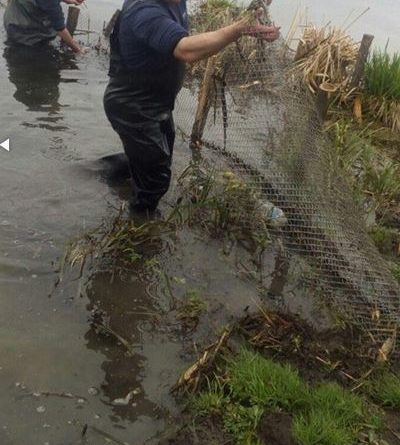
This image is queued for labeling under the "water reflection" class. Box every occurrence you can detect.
[3,45,77,130]
[84,272,164,424]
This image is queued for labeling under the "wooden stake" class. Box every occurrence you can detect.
[316,88,329,121]
[66,6,80,37]
[350,34,374,89]
[190,56,216,149]
[103,9,121,38]
[294,39,305,61]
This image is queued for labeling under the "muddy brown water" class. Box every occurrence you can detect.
[0,1,399,444]
[0,7,267,441]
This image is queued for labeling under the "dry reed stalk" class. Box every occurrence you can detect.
[189,1,262,80]
[353,95,363,123]
[172,327,232,393]
[292,26,358,98]
[285,5,305,49]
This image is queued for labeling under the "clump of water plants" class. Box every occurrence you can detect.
[64,162,272,277]
[176,162,271,252]
[64,205,175,273]
[364,49,400,132]
[176,288,207,331]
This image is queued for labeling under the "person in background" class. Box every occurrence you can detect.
[4,0,85,54]
[103,0,280,217]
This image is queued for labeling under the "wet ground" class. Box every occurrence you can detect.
[0,1,399,444]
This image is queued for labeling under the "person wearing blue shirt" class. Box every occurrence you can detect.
[4,0,85,53]
[104,0,280,216]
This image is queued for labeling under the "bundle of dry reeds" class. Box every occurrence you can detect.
[292,26,359,97]
[188,0,262,79]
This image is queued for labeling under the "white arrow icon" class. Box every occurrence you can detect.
[1,139,10,152]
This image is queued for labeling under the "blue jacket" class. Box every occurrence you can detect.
[119,0,188,72]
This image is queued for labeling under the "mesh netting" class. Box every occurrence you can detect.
[173,0,400,357]
[88,1,400,356]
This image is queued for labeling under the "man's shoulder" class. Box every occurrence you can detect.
[123,0,168,17]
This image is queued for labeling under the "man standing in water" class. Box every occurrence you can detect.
[4,0,85,53]
[104,0,279,215]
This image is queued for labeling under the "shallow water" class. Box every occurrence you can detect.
[0,5,269,442]
[0,1,398,444]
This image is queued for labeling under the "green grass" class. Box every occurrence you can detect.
[365,371,400,409]
[368,225,399,255]
[192,349,381,445]
[228,349,309,411]
[327,119,375,173]
[293,410,354,445]
[365,49,400,101]
[363,158,400,210]
[191,379,227,416]
[327,117,400,212]
[391,262,400,284]
[223,404,264,445]
[311,383,364,427]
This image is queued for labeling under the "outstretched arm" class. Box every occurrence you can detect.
[173,19,280,64]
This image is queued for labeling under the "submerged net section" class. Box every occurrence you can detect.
[175,0,400,357]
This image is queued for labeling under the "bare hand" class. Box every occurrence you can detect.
[244,24,280,42]
[76,46,90,55]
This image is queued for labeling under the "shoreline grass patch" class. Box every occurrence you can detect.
[364,49,400,132]
[191,349,383,445]
[228,349,309,412]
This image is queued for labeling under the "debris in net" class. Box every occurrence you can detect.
[36,406,46,414]
[377,330,397,363]
[260,202,288,228]
[176,6,400,356]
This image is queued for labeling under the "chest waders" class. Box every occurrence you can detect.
[103,0,185,213]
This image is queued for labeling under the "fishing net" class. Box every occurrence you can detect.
[90,0,400,358]
[172,0,400,358]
